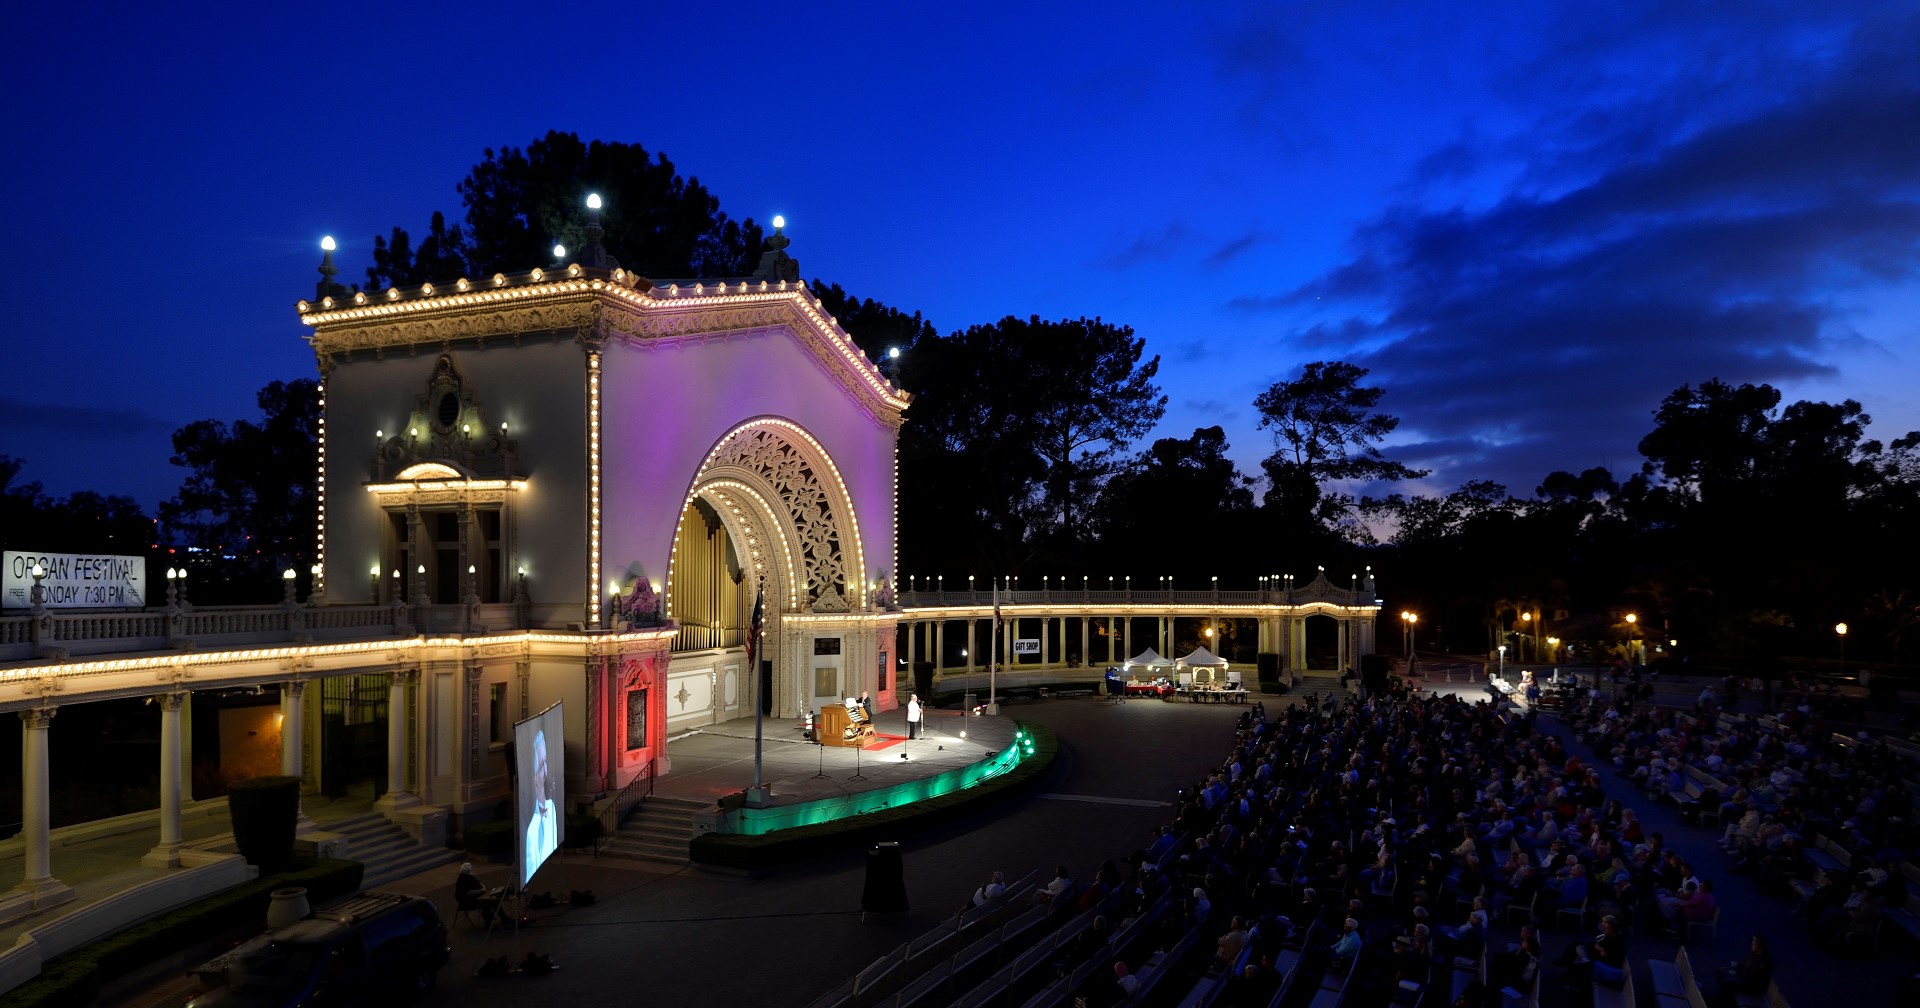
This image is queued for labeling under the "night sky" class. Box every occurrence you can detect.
[3,2,1916,513]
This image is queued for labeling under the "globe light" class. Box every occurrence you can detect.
[772,215,786,229]
[586,192,603,210]
[320,235,336,252]
[553,244,567,260]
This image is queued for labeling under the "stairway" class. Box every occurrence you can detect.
[329,813,464,888]
[1294,670,1348,699]
[597,795,707,865]
[191,811,462,889]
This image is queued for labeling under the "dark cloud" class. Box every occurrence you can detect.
[1296,15,1920,493]
[1204,231,1266,268]
[1099,221,1193,270]
[0,398,169,437]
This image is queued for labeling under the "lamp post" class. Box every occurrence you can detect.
[1625,612,1639,666]
[1520,611,1532,663]
[1546,637,1560,664]
[369,564,381,605]
[1497,644,1506,677]
[1835,623,1848,683]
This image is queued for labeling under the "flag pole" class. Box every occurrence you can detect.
[989,581,1000,715]
[746,583,770,807]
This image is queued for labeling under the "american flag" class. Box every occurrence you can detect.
[745,583,765,669]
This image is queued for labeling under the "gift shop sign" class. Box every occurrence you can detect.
[3,551,146,609]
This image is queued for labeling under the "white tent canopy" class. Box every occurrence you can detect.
[1123,648,1172,672]
[1175,647,1228,668]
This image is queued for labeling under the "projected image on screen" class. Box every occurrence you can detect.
[515,703,565,889]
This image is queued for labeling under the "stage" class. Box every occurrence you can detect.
[656,706,1024,834]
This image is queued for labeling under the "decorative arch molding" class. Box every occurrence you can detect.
[669,418,867,616]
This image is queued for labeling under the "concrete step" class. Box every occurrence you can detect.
[598,796,701,864]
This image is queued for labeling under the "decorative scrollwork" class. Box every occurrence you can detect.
[701,425,851,611]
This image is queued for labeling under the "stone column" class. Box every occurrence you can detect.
[935,621,946,674]
[1123,617,1133,661]
[1040,617,1049,666]
[377,671,419,811]
[142,693,189,868]
[965,620,976,675]
[11,708,72,908]
[1080,618,1090,669]
[281,681,317,830]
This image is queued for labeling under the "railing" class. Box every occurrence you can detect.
[896,587,1376,609]
[593,757,656,856]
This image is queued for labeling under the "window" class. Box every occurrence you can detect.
[625,689,648,752]
[490,683,506,743]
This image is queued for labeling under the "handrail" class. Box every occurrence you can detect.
[592,757,655,856]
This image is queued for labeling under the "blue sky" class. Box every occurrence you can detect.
[3,1,1915,510]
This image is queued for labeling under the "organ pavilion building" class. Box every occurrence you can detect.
[300,212,907,821]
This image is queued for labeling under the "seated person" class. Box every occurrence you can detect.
[1329,917,1363,961]
[454,862,506,925]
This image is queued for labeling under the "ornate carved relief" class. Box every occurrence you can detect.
[373,355,520,481]
[699,425,853,612]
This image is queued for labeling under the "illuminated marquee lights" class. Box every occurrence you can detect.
[0,628,681,683]
[314,383,327,597]
[587,351,602,629]
[297,274,910,412]
[667,418,869,611]
[667,479,802,618]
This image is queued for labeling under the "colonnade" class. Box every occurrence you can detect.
[896,609,1378,681]
[6,671,430,913]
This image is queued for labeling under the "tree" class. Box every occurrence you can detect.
[810,281,939,367]
[159,380,320,601]
[1016,316,1165,561]
[1095,427,1256,578]
[1,455,155,558]
[366,131,765,289]
[1253,361,1425,535]
[897,315,1164,576]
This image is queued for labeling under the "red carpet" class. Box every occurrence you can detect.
[863,732,907,752]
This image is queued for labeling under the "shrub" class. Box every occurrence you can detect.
[0,858,362,1008]
[226,775,301,874]
[563,813,601,849]
[462,820,513,859]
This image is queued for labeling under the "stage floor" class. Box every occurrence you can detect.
[656,705,1020,810]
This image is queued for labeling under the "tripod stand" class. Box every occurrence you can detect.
[811,734,829,779]
[848,741,867,782]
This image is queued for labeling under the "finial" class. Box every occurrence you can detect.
[580,192,620,270]
[316,236,346,300]
[752,214,799,283]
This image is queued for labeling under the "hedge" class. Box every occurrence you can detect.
[689,722,1058,871]
[462,820,513,859]
[0,857,364,1008]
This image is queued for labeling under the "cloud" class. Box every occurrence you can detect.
[1204,231,1266,268]
[0,398,169,437]
[1099,221,1193,271]
[1292,14,1920,493]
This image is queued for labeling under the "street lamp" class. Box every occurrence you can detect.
[1835,623,1848,682]
[1624,612,1639,666]
[1497,644,1506,676]
[1520,611,1532,663]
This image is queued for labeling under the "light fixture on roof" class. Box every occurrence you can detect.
[772,215,786,229]
[586,192,603,210]
[553,243,567,260]
[320,235,336,252]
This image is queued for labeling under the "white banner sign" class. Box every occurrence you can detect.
[1012,639,1040,655]
[3,551,146,609]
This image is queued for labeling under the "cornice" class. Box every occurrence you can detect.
[300,274,909,423]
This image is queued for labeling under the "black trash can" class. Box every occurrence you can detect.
[863,841,908,915]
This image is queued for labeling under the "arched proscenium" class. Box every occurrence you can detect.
[668,418,866,615]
